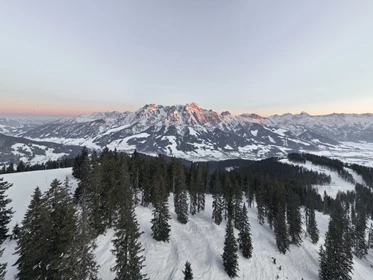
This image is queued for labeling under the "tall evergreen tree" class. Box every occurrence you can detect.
[353,207,368,258]
[318,199,353,280]
[173,161,188,224]
[287,191,302,246]
[182,261,193,280]
[14,187,51,280]
[151,165,171,242]
[188,164,197,215]
[212,172,224,225]
[195,165,205,213]
[237,203,253,259]
[44,178,76,279]
[0,177,14,279]
[222,218,239,278]
[274,205,289,254]
[306,202,319,244]
[111,159,147,280]
[0,178,13,243]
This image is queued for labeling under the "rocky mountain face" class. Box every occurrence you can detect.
[1,103,373,162]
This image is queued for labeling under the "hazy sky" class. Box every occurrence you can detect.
[1,0,373,116]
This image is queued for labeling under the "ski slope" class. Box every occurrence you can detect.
[1,168,373,280]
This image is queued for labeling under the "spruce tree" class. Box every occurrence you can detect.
[195,165,205,213]
[182,261,193,280]
[14,187,50,280]
[111,159,147,280]
[44,178,76,279]
[274,205,289,254]
[151,166,171,242]
[233,194,243,230]
[222,218,239,278]
[306,202,319,244]
[173,161,188,224]
[238,203,253,259]
[212,172,224,225]
[318,199,353,280]
[188,164,197,215]
[287,191,302,246]
[0,177,14,279]
[0,178,14,243]
[353,207,368,258]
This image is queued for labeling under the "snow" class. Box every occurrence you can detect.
[2,168,373,280]
[250,130,258,137]
[280,159,360,198]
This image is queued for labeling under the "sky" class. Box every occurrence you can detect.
[1,0,373,117]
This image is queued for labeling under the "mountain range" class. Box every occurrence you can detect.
[1,102,373,163]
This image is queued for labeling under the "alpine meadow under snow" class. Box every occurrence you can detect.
[1,163,373,280]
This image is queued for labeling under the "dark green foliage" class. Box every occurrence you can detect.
[73,146,90,180]
[182,261,193,280]
[44,178,77,278]
[353,206,368,258]
[188,164,197,215]
[222,219,239,278]
[14,187,50,280]
[173,160,188,224]
[195,165,205,213]
[0,177,14,279]
[238,204,253,259]
[11,223,21,240]
[0,178,14,243]
[306,203,319,244]
[274,205,289,254]
[286,191,302,246]
[151,164,171,242]
[318,199,353,280]
[212,172,224,225]
[111,159,147,280]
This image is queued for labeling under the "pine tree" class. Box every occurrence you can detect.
[233,194,243,230]
[287,191,302,246]
[111,159,147,280]
[353,207,368,258]
[73,146,90,180]
[318,199,353,280]
[188,164,197,215]
[195,165,205,213]
[274,205,289,254]
[173,161,188,224]
[0,177,14,279]
[182,261,193,280]
[212,172,224,226]
[44,178,77,279]
[238,203,253,259]
[222,218,239,278]
[0,178,14,243]
[151,166,171,242]
[306,202,319,244]
[14,187,51,279]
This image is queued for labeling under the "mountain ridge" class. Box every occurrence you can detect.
[1,102,373,163]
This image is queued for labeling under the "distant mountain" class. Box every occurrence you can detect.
[0,133,82,164]
[2,103,373,162]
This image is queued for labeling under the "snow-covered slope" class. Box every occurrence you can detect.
[1,168,373,280]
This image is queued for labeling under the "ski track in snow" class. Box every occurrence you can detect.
[1,168,373,279]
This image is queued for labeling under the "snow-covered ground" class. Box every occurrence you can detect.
[1,168,373,279]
